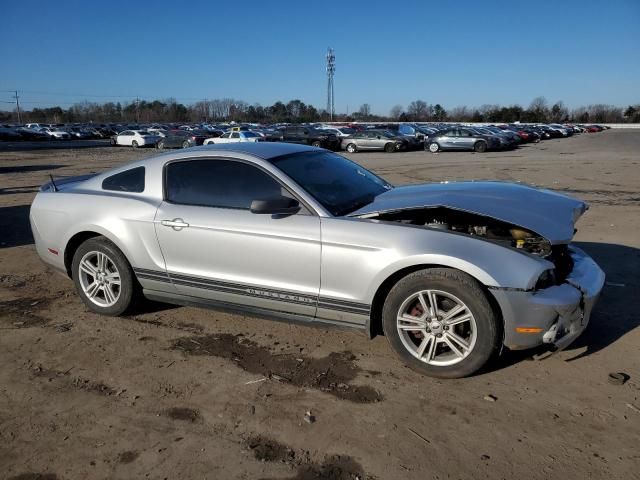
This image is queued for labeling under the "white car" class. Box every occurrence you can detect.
[203,131,264,145]
[40,127,71,140]
[111,130,162,148]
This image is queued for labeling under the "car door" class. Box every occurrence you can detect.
[458,129,476,149]
[230,132,241,143]
[215,132,231,144]
[154,157,321,317]
[444,129,460,149]
[358,132,375,149]
[119,131,133,146]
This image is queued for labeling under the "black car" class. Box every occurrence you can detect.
[15,127,50,141]
[156,129,208,149]
[0,127,24,141]
[280,126,340,150]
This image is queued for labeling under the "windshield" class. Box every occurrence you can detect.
[243,132,259,137]
[270,151,393,216]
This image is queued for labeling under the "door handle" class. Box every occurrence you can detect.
[161,218,189,230]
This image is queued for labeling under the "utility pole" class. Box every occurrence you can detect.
[135,97,140,123]
[14,90,21,124]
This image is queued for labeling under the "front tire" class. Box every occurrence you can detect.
[346,143,357,153]
[131,140,138,148]
[311,140,322,147]
[71,237,138,316]
[182,140,190,149]
[428,142,440,153]
[156,140,165,150]
[382,268,500,378]
[384,142,396,153]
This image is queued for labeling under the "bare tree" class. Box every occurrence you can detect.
[407,100,428,120]
[528,96,549,122]
[359,103,371,119]
[389,105,403,120]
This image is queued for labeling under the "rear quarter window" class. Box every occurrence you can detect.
[102,166,145,193]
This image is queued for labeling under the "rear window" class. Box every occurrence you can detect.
[102,167,145,193]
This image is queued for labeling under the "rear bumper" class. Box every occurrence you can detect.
[491,246,605,352]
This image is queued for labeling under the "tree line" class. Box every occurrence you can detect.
[1,96,638,124]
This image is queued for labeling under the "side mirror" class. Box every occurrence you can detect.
[376,135,381,139]
[250,196,300,215]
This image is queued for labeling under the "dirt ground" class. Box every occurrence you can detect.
[0,131,638,480]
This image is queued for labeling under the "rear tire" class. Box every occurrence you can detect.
[110,138,116,146]
[311,140,322,147]
[384,142,396,153]
[382,268,500,378]
[346,143,357,153]
[474,141,487,153]
[182,140,189,149]
[156,140,165,150]
[71,237,139,316]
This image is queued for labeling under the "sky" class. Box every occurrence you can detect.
[1,0,639,115]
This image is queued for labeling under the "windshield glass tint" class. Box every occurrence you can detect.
[270,151,392,216]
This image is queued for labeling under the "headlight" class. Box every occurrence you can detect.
[535,269,556,290]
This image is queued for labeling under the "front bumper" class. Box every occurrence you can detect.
[491,246,605,352]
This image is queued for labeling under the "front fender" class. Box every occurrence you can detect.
[320,218,552,306]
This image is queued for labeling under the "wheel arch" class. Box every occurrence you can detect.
[63,228,132,278]
[367,263,504,340]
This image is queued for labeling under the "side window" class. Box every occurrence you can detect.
[165,160,284,209]
[102,166,145,193]
[231,132,240,139]
[221,132,231,138]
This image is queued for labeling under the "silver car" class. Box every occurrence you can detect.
[427,127,502,153]
[341,130,406,153]
[30,143,605,378]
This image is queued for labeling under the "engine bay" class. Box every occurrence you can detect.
[369,207,553,257]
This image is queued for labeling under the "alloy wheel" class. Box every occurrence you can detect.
[396,289,477,366]
[78,251,121,307]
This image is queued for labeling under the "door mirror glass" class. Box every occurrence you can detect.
[250,196,300,215]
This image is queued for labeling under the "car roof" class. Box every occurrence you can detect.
[187,142,319,159]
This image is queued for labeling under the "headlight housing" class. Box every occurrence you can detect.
[535,269,556,290]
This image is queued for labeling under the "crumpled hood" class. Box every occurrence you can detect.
[349,181,587,244]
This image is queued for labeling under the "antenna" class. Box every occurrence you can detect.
[49,174,58,192]
[326,48,335,121]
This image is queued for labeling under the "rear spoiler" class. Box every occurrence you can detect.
[41,173,97,192]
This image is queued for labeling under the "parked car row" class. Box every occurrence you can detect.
[0,121,610,151]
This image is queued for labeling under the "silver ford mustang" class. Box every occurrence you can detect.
[30,143,605,378]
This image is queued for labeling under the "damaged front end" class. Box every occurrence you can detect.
[359,206,605,355]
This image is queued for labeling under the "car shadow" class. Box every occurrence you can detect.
[0,205,34,248]
[0,185,41,195]
[562,241,639,361]
[0,164,64,174]
[483,241,639,373]
[0,140,110,152]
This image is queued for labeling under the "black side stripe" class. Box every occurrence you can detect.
[133,268,370,316]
